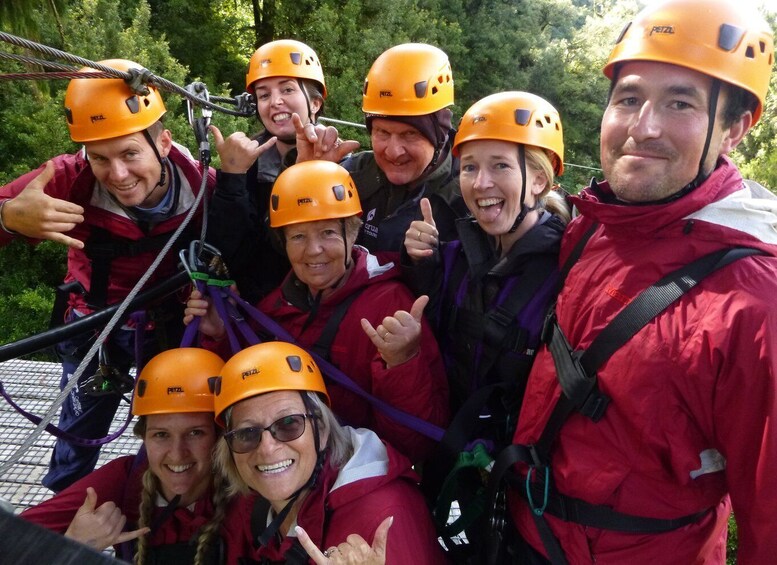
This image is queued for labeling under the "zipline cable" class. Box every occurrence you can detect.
[0,31,253,117]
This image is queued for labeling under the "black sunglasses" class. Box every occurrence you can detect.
[225,413,315,454]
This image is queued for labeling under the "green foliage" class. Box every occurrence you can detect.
[0,240,65,345]
[731,11,777,192]
[0,0,67,41]
[727,513,738,564]
[0,0,197,345]
[0,1,774,559]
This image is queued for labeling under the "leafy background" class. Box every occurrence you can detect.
[0,3,773,557]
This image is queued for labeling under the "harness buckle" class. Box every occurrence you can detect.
[580,388,611,422]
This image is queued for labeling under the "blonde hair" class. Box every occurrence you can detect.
[524,146,571,224]
[216,391,354,497]
[132,417,229,565]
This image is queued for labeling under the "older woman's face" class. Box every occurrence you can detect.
[284,219,350,294]
[143,412,217,507]
[229,391,324,512]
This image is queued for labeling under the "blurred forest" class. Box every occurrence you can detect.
[0,0,774,352]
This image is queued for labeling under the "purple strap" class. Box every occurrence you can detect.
[221,287,446,441]
[0,381,133,447]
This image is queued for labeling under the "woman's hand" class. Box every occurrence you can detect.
[296,516,392,565]
[361,296,428,368]
[182,288,226,339]
[64,487,149,551]
[211,125,277,174]
[292,113,360,163]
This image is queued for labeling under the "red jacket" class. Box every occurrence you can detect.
[0,145,215,314]
[509,158,777,564]
[221,427,448,564]
[20,455,224,554]
[209,246,449,462]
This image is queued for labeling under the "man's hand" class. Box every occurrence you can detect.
[2,161,85,248]
[404,198,439,262]
[293,113,360,163]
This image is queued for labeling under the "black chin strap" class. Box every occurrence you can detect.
[341,219,350,269]
[142,129,167,188]
[277,79,315,145]
[258,393,326,548]
[610,77,722,207]
[507,144,538,234]
[689,78,721,190]
[149,493,182,533]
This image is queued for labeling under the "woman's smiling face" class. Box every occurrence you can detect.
[143,412,217,507]
[229,391,325,512]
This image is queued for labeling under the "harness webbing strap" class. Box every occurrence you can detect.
[84,226,190,309]
[310,289,365,360]
[216,287,446,441]
[249,496,322,564]
[487,245,764,565]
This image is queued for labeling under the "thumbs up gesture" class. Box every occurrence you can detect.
[403,197,438,262]
[361,295,429,368]
[1,161,85,248]
[64,487,150,551]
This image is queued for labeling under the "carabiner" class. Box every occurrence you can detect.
[525,465,550,517]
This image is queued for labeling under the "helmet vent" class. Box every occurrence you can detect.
[287,355,302,372]
[271,194,280,211]
[718,23,745,52]
[208,376,221,395]
[414,80,428,98]
[514,108,531,126]
[332,184,346,201]
[137,380,147,397]
[290,52,302,65]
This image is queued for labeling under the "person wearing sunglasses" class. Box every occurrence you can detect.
[213,341,447,564]
[20,348,233,565]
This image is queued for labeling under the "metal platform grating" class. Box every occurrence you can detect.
[0,358,142,514]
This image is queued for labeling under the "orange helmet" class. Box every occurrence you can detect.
[246,39,327,96]
[362,43,454,116]
[269,161,361,228]
[453,91,565,175]
[603,0,774,124]
[213,341,329,427]
[132,348,224,416]
[64,59,167,143]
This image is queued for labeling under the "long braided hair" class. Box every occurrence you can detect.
[131,416,230,565]
[133,464,158,565]
[191,468,230,564]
